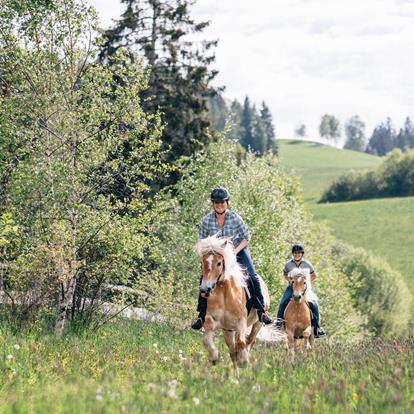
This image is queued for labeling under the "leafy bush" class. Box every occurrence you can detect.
[321,149,414,202]
[334,243,412,336]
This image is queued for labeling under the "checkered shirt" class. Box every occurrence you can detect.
[199,210,250,248]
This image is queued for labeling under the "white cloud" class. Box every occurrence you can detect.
[90,0,414,142]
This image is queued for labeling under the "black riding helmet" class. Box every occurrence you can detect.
[210,187,230,202]
[292,243,305,254]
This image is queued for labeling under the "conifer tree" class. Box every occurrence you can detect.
[259,101,277,154]
[99,0,218,168]
[240,96,255,150]
[366,117,396,156]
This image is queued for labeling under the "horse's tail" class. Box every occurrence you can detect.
[256,325,287,343]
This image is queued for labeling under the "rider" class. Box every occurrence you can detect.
[275,244,326,338]
[191,186,273,330]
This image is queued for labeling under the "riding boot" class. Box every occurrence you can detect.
[191,313,205,330]
[309,301,326,338]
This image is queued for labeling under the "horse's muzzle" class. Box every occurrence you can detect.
[293,294,302,303]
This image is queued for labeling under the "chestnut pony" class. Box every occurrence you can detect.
[195,236,274,369]
[283,268,315,355]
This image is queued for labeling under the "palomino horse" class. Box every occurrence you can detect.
[283,268,315,355]
[195,235,272,369]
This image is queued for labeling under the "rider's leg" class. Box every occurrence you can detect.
[236,248,273,324]
[308,301,326,337]
[192,277,207,330]
[275,284,293,328]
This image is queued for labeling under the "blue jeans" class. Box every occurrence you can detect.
[197,247,265,314]
[277,285,320,328]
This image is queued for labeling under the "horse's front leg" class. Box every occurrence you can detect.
[223,330,237,368]
[236,319,249,367]
[203,315,219,364]
[286,329,295,359]
[246,320,262,352]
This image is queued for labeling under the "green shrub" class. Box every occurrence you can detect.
[334,243,412,336]
[321,149,414,202]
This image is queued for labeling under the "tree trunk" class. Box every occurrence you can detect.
[54,275,77,337]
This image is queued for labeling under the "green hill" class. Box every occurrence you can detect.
[278,139,381,203]
[309,197,414,298]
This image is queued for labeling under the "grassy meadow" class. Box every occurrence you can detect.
[278,139,381,203]
[309,197,414,296]
[1,320,414,414]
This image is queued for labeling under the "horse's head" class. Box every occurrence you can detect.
[200,246,226,298]
[289,273,308,304]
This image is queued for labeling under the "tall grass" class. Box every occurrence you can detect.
[1,320,413,413]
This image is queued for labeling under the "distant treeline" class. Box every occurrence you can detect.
[316,114,414,157]
[208,95,278,155]
[321,149,414,202]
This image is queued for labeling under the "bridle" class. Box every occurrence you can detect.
[290,276,307,301]
[203,251,225,290]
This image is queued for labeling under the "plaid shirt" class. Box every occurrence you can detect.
[199,210,250,248]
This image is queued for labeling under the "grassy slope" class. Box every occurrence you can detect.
[278,139,381,203]
[309,197,414,296]
[1,321,414,413]
[278,139,414,301]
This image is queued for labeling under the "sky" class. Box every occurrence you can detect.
[90,0,414,143]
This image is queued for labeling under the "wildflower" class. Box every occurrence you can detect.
[13,344,20,350]
[167,388,177,399]
[252,383,261,392]
[153,343,158,348]
[6,354,13,360]
[161,356,169,362]
[168,379,178,388]
[96,394,103,401]
[192,397,201,406]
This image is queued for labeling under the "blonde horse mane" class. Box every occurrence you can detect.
[195,235,248,288]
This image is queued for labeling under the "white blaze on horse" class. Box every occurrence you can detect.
[284,268,316,355]
[195,235,280,369]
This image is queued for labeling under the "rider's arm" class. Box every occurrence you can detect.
[310,271,317,281]
[234,239,249,255]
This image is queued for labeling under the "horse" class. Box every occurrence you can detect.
[283,268,315,355]
[195,235,274,370]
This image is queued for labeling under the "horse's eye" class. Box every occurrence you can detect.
[217,261,222,267]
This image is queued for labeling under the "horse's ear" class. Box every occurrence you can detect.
[220,240,228,249]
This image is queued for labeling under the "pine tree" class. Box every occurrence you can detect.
[240,96,255,150]
[366,118,396,156]
[260,101,278,155]
[252,110,267,154]
[99,0,218,169]
[403,116,414,149]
